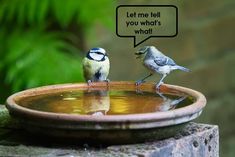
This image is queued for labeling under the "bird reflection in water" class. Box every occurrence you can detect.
[156,91,187,112]
[82,90,110,116]
[82,89,187,115]
[20,88,190,115]
[60,89,186,115]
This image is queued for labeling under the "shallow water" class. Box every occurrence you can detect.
[18,90,194,115]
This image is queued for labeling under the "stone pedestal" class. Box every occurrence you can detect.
[0,105,219,157]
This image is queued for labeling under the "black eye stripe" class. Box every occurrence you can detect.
[89,51,104,54]
[135,52,145,55]
[97,52,104,55]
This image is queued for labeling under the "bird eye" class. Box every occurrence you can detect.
[96,52,104,55]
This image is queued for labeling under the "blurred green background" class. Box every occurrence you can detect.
[0,0,234,156]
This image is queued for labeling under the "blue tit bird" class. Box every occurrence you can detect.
[82,47,110,84]
[135,46,190,89]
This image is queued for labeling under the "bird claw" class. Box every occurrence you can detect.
[105,79,110,83]
[156,82,164,90]
[135,88,144,94]
[104,79,110,86]
[135,80,146,86]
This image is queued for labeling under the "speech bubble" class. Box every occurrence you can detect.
[116,5,178,47]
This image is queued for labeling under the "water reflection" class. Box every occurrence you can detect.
[83,90,110,116]
[156,92,187,111]
[81,89,187,116]
[19,89,191,115]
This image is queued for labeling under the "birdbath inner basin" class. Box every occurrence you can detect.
[6,81,206,144]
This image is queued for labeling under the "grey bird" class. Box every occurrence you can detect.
[135,46,190,89]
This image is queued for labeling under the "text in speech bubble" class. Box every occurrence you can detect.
[116,5,178,47]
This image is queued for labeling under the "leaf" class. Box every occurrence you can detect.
[0,0,115,30]
[3,29,84,91]
[0,1,7,22]
[27,0,38,24]
[17,0,27,26]
[36,0,49,24]
[51,0,78,27]
[5,0,19,22]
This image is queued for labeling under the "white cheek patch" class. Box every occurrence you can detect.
[90,53,104,60]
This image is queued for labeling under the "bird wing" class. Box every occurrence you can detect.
[154,56,176,66]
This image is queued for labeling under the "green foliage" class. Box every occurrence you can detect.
[1,29,84,91]
[0,0,115,101]
[0,0,114,28]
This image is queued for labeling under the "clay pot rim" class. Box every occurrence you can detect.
[6,81,206,123]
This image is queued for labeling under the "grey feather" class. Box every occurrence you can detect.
[175,65,190,72]
[154,57,176,66]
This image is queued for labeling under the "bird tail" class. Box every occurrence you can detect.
[175,65,190,72]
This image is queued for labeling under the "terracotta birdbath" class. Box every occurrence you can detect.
[5,81,206,144]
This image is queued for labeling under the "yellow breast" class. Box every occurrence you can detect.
[82,57,110,81]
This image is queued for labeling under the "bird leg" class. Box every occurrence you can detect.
[87,80,92,86]
[156,91,167,101]
[104,79,110,83]
[135,87,144,94]
[156,74,167,90]
[104,79,110,87]
[170,96,187,106]
[135,73,153,86]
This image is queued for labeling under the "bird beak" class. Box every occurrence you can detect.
[135,52,143,59]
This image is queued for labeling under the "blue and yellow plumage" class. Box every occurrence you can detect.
[82,48,110,84]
